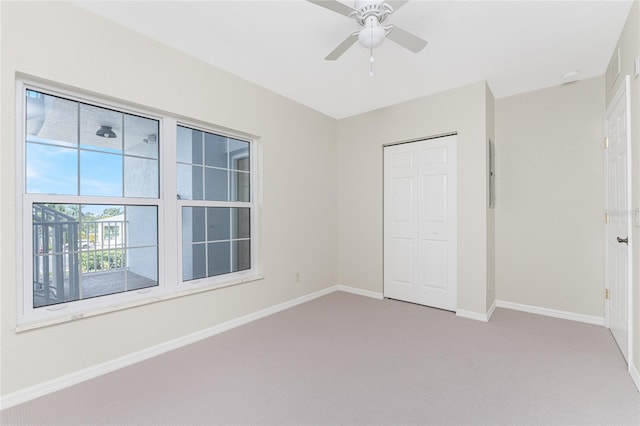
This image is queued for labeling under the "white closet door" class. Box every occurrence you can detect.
[384,135,457,311]
[605,76,631,362]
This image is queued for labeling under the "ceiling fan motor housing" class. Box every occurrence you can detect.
[352,1,393,25]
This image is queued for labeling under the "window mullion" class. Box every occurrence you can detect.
[161,117,178,291]
[76,102,81,196]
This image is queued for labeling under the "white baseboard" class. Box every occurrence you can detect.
[486,300,497,321]
[0,286,337,411]
[336,284,384,300]
[495,300,605,326]
[630,361,640,393]
[456,301,496,322]
[456,309,489,322]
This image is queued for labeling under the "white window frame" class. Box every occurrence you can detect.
[15,79,262,329]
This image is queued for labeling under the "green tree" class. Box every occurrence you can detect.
[101,207,122,218]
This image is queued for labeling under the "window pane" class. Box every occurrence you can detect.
[26,144,78,195]
[126,206,158,247]
[205,168,227,201]
[127,247,159,284]
[204,133,227,168]
[232,208,250,239]
[182,207,205,243]
[230,171,250,202]
[207,207,230,241]
[80,151,122,196]
[26,91,160,201]
[178,127,251,203]
[177,126,192,163]
[232,240,251,272]
[124,156,158,198]
[208,241,231,276]
[32,203,158,308]
[81,205,124,252]
[26,91,78,147]
[177,165,203,201]
[82,270,125,299]
[124,114,159,159]
[79,104,123,153]
[192,166,204,200]
[177,127,203,165]
[229,138,250,171]
[183,243,206,281]
[32,204,81,308]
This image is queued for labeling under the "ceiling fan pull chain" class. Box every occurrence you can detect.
[370,51,374,77]
[369,26,374,77]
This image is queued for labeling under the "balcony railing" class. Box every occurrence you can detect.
[33,204,128,308]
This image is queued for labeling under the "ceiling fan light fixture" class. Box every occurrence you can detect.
[358,16,386,49]
[308,0,427,61]
[96,125,116,138]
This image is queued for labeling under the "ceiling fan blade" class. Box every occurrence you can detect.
[325,33,358,61]
[307,0,357,17]
[385,1,410,12]
[386,25,428,53]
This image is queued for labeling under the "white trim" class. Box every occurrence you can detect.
[16,275,265,332]
[336,284,383,300]
[629,361,640,393]
[496,300,605,326]
[456,309,490,322]
[0,286,336,410]
[455,300,497,322]
[486,300,496,321]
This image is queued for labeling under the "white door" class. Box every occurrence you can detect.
[605,75,631,362]
[383,135,457,311]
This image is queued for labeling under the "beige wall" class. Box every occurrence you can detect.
[0,2,338,396]
[495,76,605,316]
[606,0,640,378]
[336,82,492,315]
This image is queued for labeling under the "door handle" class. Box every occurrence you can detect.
[617,236,629,245]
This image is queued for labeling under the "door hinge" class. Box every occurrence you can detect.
[604,137,609,148]
[605,288,610,300]
[605,212,609,224]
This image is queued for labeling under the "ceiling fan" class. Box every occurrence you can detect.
[308,0,428,61]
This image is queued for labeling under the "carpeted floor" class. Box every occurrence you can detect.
[2,291,639,425]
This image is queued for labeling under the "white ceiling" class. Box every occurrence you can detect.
[74,0,633,119]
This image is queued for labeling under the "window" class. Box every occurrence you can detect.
[18,82,259,327]
[177,126,253,283]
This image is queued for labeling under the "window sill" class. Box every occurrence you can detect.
[15,274,265,333]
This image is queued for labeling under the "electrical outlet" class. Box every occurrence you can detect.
[295,272,301,283]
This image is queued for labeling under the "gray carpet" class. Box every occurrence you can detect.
[2,291,639,425]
